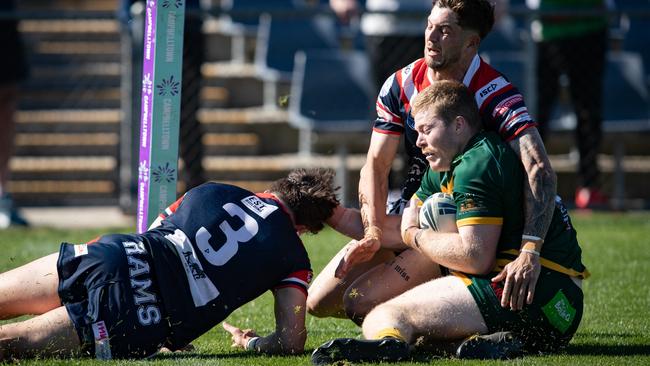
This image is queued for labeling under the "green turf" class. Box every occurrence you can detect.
[1,212,649,365]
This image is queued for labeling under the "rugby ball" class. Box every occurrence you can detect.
[418,192,458,232]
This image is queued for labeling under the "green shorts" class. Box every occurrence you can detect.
[453,268,583,353]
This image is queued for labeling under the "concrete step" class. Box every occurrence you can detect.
[19,19,120,35]
[198,107,298,154]
[16,110,119,134]
[20,88,121,109]
[202,62,265,108]
[200,86,230,108]
[14,132,118,156]
[14,125,259,156]
[9,156,116,177]
[27,63,120,84]
[26,41,122,63]
[203,18,258,63]
[203,132,261,155]
[19,0,119,12]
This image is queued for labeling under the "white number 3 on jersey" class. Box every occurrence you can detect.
[196,203,259,266]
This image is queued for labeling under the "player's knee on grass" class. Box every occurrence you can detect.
[362,303,412,342]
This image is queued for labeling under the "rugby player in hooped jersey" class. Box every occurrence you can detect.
[0,168,339,360]
[309,0,557,322]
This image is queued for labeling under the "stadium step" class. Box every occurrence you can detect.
[14,132,119,156]
[203,17,259,63]
[202,62,265,108]
[19,0,118,12]
[19,19,120,35]
[20,88,121,109]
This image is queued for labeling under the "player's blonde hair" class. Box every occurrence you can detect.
[270,168,340,233]
[411,80,481,130]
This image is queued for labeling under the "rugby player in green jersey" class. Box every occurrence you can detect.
[311,80,588,364]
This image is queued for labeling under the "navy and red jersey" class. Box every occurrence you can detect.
[145,183,312,349]
[374,55,537,201]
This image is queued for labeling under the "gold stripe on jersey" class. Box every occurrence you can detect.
[456,217,504,227]
[450,271,473,286]
[498,250,591,279]
[411,194,424,207]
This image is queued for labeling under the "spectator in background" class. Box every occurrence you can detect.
[329,0,430,93]
[527,0,611,209]
[119,0,206,202]
[0,0,29,229]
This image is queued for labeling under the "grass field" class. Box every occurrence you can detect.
[1,211,649,365]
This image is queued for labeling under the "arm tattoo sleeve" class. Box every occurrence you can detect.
[510,129,557,241]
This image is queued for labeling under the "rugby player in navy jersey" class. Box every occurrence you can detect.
[309,0,557,322]
[0,168,339,360]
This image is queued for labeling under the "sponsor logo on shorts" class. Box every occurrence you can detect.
[92,321,112,360]
[542,290,576,333]
[242,195,278,219]
[73,244,88,257]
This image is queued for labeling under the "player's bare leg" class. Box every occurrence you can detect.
[307,242,395,318]
[0,253,61,319]
[342,248,443,325]
[0,305,80,360]
[362,275,488,351]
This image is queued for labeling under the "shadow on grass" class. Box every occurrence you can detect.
[153,350,310,361]
[567,344,650,356]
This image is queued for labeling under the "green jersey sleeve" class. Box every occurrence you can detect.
[452,153,506,228]
[414,167,441,203]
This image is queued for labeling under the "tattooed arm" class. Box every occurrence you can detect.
[511,127,556,242]
[493,127,557,310]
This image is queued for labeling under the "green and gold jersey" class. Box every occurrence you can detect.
[415,131,588,278]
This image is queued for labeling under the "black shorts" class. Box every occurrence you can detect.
[57,234,169,359]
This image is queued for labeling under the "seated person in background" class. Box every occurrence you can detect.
[0,169,339,361]
[311,81,588,364]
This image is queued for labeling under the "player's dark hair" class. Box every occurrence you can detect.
[271,168,340,233]
[411,80,481,130]
[432,0,494,40]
